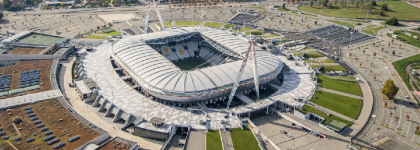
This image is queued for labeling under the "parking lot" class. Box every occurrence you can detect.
[1,13,104,39]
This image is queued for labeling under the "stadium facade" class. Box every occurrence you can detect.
[110,27,283,104]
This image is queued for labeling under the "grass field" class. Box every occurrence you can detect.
[277,7,290,11]
[312,65,347,72]
[380,22,405,26]
[317,74,362,96]
[246,30,264,35]
[173,57,209,70]
[267,34,278,38]
[175,21,202,27]
[97,31,121,36]
[391,30,420,48]
[362,26,384,36]
[311,91,363,120]
[298,1,420,21]
[328,20,356,28]
[206,130,223,150]
[249,6,266,10]
[393,54,420,91]
[225,24,236,29]
[303,52,324,58]
[298,105,353,127]
[156,22,172,28]
[204,22,225,28]
[85,35,107,39]
[231,126,260,150]
[239,26,255,31]
[331,75,357,81]
[0,99,100,150]
[320,58,336,63]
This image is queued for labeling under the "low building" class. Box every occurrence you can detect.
[74,78,98,102]
[133,117,172,141]
[326,120,348,135]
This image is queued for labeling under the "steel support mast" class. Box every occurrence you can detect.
[153,0,166,30]
[226,41,260,109]
[144,0,151,33]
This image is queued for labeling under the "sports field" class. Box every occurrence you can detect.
[173,57,209,70]
[299,1,420,21]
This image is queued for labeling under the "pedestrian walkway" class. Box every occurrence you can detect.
[220,130,234,150]
[317,87,363,100]
[185,129,206,150]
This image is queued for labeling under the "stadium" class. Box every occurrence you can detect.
[109,27,284,106]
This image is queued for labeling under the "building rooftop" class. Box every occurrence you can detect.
[15,32,65,46]
[326,120,348,132]
[150,117,165,125]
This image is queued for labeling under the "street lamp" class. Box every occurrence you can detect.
[366,10,369,28]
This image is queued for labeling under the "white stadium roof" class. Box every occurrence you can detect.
[111,27,282,95]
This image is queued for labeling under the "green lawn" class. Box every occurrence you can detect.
[298,105,353,127]
[392,30,420,48]
[84,35,107,39]
[298,1,420,21]
[249,6,266,10]
[156,22,172,28]
[393,54,420,91]
[207,130,223,150]
[277,7,290,11]
[317,74,362,96]
[304,52,324,58]
[331,75,357,81]
[231,126,260,150]
[239,26,255,31]
[204,22,225,28]
[175,21,202,27]
[328,20,356,28]
[225,24,236,29]
[97,31,122,36]
[349,19,371,23]
[320,59,336,63]
[246,30,264,35]
[362,26,384,36]
[267,34,279,38]
[312,65,347,72]
[381,22,405,27]
[311,91,363,120]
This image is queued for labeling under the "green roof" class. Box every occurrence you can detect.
[326,120,347,131]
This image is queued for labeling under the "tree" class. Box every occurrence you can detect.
[0,13,3,21]
[385,17,398,26]
[61,2,66,7]
[381,79,399,100]
[314,20,317,25]
[310,0,313,7]
[319,0,322,6]
[381,4,388,11]
[25,0,32,5]
[380,11,385,16]
[351,0,354,6]
[2,0,12,9]
[371,0,377,6]
[334,0,337,6]
[323,0,329,7]
[282,3,286,9]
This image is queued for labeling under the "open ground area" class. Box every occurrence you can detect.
[206,130,222,150]
[0,99,100,150]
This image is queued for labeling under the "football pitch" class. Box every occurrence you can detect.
[173,57,210,70]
